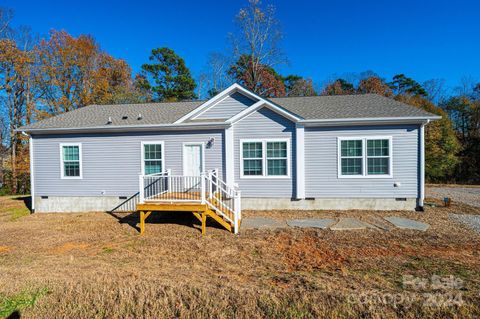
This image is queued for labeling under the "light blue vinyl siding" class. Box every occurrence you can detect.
[305,125,419,198]
[32,130,224,196]
[196,92,256,119]
[233,107,296,198]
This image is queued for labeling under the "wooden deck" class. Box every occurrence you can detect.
[136,199,235,235]
[137,202,207,212]
[137,170,241,235]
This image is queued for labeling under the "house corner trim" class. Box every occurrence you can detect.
[295,124,305,199]
[225,126,235,186]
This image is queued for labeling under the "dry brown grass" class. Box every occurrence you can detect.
[0,195,479,318]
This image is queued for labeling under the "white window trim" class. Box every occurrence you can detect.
[141,141,165,175]
[182,142,205,176]
[240,138,291,179]
[337,136,393,179]
[59,143,83,179]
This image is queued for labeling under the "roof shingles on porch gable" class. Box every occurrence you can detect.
[18,92,438,132]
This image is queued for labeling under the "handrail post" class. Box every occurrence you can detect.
[200,172,206,204]
[167,169,172,191]
[139,175,145,203]
[207,170,213,199]
[235,190,242,220]
[214,168,218,192]
[234,215,239,235]
[233,189,241,234]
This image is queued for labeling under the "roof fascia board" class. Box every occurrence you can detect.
[300,116,441,127]
[17,122,230,135]
[174,83,259,123]
[227,99,302,125]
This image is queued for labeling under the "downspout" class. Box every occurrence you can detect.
[22,131,34,212]
[419,120,429,209]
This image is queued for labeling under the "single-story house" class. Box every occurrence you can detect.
[18,83,440,218]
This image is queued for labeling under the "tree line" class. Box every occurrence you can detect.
[0,0,478,195]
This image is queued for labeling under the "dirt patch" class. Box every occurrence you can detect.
[276,232,346,270]
[276,230,480,272]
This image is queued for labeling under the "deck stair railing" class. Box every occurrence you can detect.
[138,169,242,234]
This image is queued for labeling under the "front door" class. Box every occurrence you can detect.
[183,143,204,176]
[183,143,204,190]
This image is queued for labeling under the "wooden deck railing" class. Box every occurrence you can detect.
[138,169,242,233]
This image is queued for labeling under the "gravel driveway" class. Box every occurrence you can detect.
[427,186,480,208]
[449,214,480,233]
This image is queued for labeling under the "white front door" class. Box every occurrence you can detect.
[183,143,204,176]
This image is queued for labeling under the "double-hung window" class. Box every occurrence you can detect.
[241,139,290,178]
[338,137,392,178]
[267,141,288,176]
[60,143,82,179]
[340,139,363,175]
[142,142,164,175]
[242,142,263,176]
[367,139,390,175]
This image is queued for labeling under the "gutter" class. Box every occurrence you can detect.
[16,115,442,135]
[299,116,441,127]
[16,121,231,135]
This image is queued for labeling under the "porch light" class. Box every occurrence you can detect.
[206,137,215,148]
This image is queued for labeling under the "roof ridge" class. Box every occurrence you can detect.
[270,93,380,99]
[88,100,206,108]
[90,94,384,107]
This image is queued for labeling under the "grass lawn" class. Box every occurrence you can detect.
[0,195,479,318]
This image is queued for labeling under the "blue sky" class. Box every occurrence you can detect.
[3,0,479,91]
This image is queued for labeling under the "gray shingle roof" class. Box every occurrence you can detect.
[269,94,436,120]
[21,101,203,130]
[19,93,437,131]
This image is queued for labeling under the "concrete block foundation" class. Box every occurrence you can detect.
[34,196,418,213]
[241,197,418,211]
[34,196,126,213]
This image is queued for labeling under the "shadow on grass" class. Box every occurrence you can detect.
[12,196,32,212]
[7,311,20,319]
[107,210,225,234]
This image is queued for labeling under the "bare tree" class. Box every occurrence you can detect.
[455,75,477,97]
[0,7,14,38]
[0,8,38,193]
[199,52,233,98]
[196,73,208,100]
[0,102,7,187]
[423,78,446,104]
[229,0,285,95]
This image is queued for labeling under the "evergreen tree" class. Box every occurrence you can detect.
[141,47,197,101]
[389,74,427,97]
